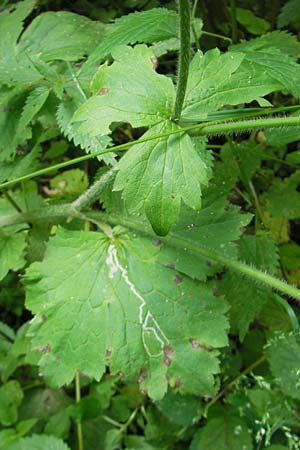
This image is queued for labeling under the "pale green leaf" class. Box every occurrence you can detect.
[0,230,27,281]
[237,49,300,99]
[267,331,300,400]
[73,45,174,137]
[7,434,71,450]
[0,380,23,426]
[114,120,208,235]
[25,227,229,400]
[85,8,178,66]
[182,49,281,120]
[49,169,88,201]
[231,31,300,59]
[190,406,253,450]
[18,11,106,62]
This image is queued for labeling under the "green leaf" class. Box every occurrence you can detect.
[267,332,300,400]
[0,146,41,184]
[261,172,300,219]
[236,8,270,35]
[0,0,35,62]
[218,234,279,340]
[44,410,71,440]
[0,93,28,161]
[278,0,300,28]
[231,31,300,59]
[85,8,178,66]
[56,93,114,165]
[18,11,106,62]
[114,121,209,235]
[0,1,42,86]
[236,49,300,99]
[0,230,27,282]
[182,49,280,120]
[156,390,202,426]
[0,380,23,426]
[72,45,174,137]
[157,198,251,280]
[16,86,50,136]
[218,141,264,186]
[24,227,229,400]
[48,169,88,201]
[7,434,71,450]
[190,406,253,450]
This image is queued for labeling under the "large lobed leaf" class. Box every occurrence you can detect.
[24,227,229,400]
[73,45,175,137]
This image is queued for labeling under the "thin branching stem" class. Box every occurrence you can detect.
[75,371,84,450]
[1,114,300,191]
[1,205,300,301]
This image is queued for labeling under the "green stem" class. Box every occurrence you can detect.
[230,0,238,43]
[72,168,116,210]
[205,354,267,411]
[201,31,232,43]
[101,212,300,300]
[3,191,23,213]
[1,204,300,300]
[1,115,300,191]
[171,0,191,121]
[192,115,300,137]
[75,371,84,450]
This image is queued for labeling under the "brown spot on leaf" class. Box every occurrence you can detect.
[167,262,176,270]
[163,345,175,366]
[152,239,162,248]
[105,347,112,357]
[98,87,110,96]
[37,344,51,353]
[138,367,147,383]
[173,275,183,285]
[189,338,212,352]
[206,260,212,267]
[212,287,220,297]
[174,378,181,388]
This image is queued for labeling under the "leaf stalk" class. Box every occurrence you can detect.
[171,0,191,121]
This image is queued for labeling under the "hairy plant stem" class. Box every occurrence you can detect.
[75,371,84,450]
[97,212,300,300]
[72,168,116,210]
[2,205,300,301]
[171,0,191,120]
[1,114,300,191]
